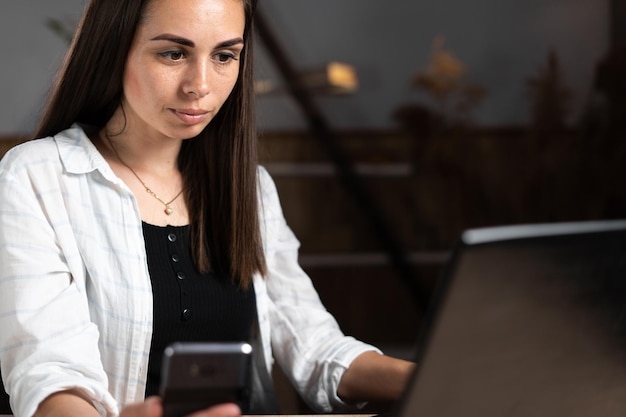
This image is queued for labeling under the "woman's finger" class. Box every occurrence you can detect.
[120,396,162,417]
[187,403,241,417]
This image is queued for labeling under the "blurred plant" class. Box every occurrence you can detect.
[45,17,77,45]
[526,49,573,132]
[411,35,486,127]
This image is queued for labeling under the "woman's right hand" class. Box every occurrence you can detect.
[121,397,241,417]
[35,391,241,417]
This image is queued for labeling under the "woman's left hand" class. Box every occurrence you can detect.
[337,351,416,403]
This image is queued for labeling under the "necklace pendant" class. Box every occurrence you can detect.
[165,206,174,215]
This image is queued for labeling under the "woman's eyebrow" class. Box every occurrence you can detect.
[151,34,195,47]
[218,38,245,48]
[150,35,245,49]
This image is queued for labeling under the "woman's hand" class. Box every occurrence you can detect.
[337,351,416,403]
[35,391,240,417]
[121,397,241,417]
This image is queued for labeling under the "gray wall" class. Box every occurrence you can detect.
[0,0,610,135]
[0,1,88,134]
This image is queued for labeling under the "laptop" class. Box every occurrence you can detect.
[394,219,626,417]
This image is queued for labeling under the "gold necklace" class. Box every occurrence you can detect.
[105,135,184,215]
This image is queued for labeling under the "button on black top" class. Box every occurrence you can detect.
[141,221,257,399]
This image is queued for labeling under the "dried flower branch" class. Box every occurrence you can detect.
[526,49,573,131]
[411,35,486,126]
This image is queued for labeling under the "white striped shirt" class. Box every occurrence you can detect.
[0,125,379,417]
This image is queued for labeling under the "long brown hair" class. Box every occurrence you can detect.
[36,0,266,287]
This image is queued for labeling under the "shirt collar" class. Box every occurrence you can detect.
[55,124,119,183]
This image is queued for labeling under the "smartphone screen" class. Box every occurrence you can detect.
[159,342,253,417]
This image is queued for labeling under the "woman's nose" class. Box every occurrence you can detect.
[183,60,210,98]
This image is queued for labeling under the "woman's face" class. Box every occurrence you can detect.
[121,0,245,141]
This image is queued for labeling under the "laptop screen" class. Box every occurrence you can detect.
[398,220,626,417]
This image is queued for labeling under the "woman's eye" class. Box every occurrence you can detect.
[215,52,237,63]
[160,51,185,61]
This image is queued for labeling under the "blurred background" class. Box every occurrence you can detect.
[1,0,624,413]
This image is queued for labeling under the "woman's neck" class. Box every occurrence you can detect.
[94,125,188,227]
[100,107,183,174]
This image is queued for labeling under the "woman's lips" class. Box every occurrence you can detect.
[172,109,209,125]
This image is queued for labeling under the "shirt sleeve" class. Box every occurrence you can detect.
[0,144,118,417]
[257,166,381,412]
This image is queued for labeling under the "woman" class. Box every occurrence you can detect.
[0,0,414,416]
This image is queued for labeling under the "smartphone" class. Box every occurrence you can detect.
[159,342,253,417]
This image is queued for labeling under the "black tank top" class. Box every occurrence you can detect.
[142,222,256,397]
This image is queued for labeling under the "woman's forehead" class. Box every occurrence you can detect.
[137,0,245,38]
